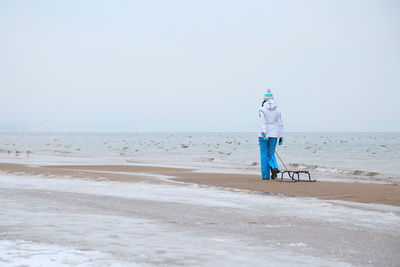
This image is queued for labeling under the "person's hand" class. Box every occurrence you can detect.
[278,137,284,145]
[261,132,268,141]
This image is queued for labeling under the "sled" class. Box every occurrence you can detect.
[275,152,316,182]
[278,170,316,182]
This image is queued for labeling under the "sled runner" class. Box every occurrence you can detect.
[275,151,316,182]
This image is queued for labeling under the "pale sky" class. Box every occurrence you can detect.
[1,0,399,132]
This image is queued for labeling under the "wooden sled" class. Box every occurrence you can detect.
[278,170,316,182]
[274,151,316,182]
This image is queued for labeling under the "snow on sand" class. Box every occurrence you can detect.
[0,173,399,266]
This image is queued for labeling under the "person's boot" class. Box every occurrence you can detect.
[270,169,276,179]
[271,168,280,179]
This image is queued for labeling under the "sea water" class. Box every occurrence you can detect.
[0,132,399,183]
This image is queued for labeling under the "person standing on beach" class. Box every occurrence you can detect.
[259,89,284,180]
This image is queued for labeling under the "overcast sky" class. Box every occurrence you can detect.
[1,0,399,132]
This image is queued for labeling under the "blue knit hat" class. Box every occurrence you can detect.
[263,89,274,101]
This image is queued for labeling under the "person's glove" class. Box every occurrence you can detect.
[261,132,268,141]
[278,137,284,145]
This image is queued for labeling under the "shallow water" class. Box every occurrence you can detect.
[0,132,399,183]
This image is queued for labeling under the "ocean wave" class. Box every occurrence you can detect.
[287,163,379,177]
[196,157,381,177]
[231,160,380,177]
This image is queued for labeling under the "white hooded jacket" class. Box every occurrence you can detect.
[259,99,284,138]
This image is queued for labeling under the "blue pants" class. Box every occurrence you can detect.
[258,137,279,179]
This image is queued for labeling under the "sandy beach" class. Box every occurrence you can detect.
[1,162,399,206]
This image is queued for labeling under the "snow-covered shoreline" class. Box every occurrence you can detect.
[1,172,399,266]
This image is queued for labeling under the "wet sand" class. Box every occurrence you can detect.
[1,162,399,206]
